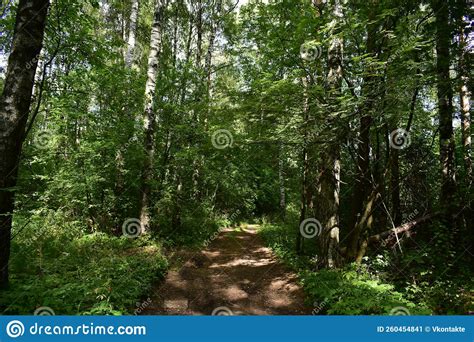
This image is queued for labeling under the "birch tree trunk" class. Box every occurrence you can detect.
[125,0,140,67]
[204,0,221,129]
[0,0,50,288]
[139,0,164,232]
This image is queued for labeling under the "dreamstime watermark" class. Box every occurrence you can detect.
[122,218,143,238]
[203,226,226,248]
[402,208,419,222]
[300,42,322,61]
[123,134,139,150]
[227,195,256,228]
[23,226,47,247]
[312,298,329,315]
[387,33,422,64]
[389,306,411,315]
[33,128,54,150]
[211,306,234,315]
[389,128,411,150]
[34,306,55,316]
[202,196,257,247]
[381,208,420,247]
[6,320,24,338]
[132,41,146,62]
[211,129,233,149]
[299,218,322,238]
[134,298,152,315]
[6,320,146,338]
[26,53,41,70]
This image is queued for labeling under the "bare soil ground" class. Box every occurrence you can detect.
[141,225,312,315]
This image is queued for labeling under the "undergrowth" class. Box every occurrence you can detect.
[1,211,167,315]
[259,215,471,315]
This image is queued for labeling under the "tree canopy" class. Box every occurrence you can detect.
[0,0,472,315]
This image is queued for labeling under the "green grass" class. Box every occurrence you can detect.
[1,213,168,315]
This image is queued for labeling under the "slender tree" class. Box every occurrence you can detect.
[458,13,472,186]
[139,0,165,232]
[0,0,50,288]
[297,75,310,254]
[433,0,456,219]
[125,0,140,67]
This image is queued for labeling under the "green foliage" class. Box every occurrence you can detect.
[157,202,222,248]
[0,211,168,315]
[260,221,437,315]
[393,242,474,315]
[259,215,314,271]
[301,266,431,315]
[1,0,471,316]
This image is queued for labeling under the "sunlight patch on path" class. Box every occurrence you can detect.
[141,225,311,315]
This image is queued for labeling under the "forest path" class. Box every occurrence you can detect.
[141,225,311,315]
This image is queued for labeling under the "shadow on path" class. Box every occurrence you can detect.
[141,225,312,315]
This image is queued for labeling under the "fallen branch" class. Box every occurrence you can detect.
[368,213,436,245]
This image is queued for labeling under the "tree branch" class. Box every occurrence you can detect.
[368,213,437,245]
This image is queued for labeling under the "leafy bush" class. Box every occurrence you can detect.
[301,266,431,315]
[0,211,168,315]
[260,221,432,315]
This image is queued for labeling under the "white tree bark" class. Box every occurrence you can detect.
[139,0,164,232]
[125,0,140,67]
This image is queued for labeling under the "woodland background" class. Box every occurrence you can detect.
[0,0,472,315]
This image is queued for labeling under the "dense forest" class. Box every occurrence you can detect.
[0,0,472,315]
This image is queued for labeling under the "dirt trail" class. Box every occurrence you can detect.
[141,225,311,315]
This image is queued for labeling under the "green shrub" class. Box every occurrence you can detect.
[260,221,432,315]
[1,212,168,315]
[301,266,431,315]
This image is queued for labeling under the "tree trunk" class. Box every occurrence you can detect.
[346,0,378,262]
[0,0,50,289]
[368,213,435,245]
[203,0,221,129]
[457,4,472,253]
[389,136,403,219]
[278,142,286,218]
[297,76,310,254]
[373,128,387,230]
[318,150,341,267]
[459,26,472,186]
[434,0,456,218]
[195,0,203,69]
[125,0,140,67]
[139,0,164,232]
[115,0,140,232]
[318,0,343,268]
